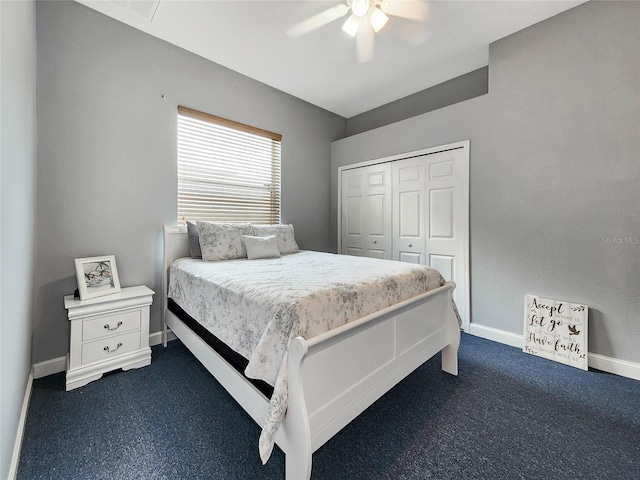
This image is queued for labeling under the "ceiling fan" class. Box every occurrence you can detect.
[286,0,428,63]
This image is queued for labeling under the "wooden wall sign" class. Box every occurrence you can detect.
[523,295,588,370]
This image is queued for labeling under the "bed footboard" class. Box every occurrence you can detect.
[280,282,459,479]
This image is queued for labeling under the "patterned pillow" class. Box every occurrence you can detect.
[197,222,253,261]
[252,224,299,254]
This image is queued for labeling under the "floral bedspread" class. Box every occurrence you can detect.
[168,251,446,463]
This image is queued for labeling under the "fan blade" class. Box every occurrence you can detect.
[356,17,375,63]
[342,14,360,37]
[286,4,349,37]
[379,0,428,22]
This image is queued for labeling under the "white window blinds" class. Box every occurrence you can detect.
[177,106,282,224]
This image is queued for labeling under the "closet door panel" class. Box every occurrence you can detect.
[425,149,468,327]
[364,164,392,259]
[341,164,392,259]
[399,191,421,237]
[429,254,454,282]
[392,159,426,263]
[429,188,454,238]
[399,252,422,264]
[366,249,386,260]
[341,169,365,256]
[367,194,385,235]
[365,194,388,258]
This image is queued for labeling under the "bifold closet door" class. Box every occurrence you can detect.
[339,141,469,330]
[340,164,392,259]
[424,148,468,325]
[392,159,426,264]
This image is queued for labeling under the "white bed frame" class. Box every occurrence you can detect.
[162,225,460,479]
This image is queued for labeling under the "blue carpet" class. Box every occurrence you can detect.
[18,334,640,479]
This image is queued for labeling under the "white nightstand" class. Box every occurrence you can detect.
[64,285,154,391]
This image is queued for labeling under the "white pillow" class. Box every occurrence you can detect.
[197,222,253,261]
[242,235,281,260]
[252,224,299,254]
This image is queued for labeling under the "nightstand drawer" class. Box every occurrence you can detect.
[82,310,141,341]
[81,330,141,365]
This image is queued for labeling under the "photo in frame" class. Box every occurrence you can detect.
[74,255,121,300]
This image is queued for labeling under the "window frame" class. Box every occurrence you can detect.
[177,106,282,225]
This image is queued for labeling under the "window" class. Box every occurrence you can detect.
[177,106,282,224]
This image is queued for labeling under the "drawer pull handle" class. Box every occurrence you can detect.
[104,342,123,353]
[373,240,377,244]
[104,321,123,331]
[408,243,413,248]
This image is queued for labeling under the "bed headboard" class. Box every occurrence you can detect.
[162,225,190,327]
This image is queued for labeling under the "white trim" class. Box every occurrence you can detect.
[336,140,469,173]
[459,140,471,333]
[469,322,522,349]
[31,331,176,379]
[469,322,640,381]
[588,353,640,381]
[32,356,67,379]
[8,370,33,480]
[149,329,176,346]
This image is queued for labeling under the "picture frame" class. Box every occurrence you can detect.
[523,294,588,370]
[74,255,121,300]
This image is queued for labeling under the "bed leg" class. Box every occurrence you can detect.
[285,451,312,480]
[162,315,168,348]
[442,344,458,376]
[441,287,460,376]
[284,338,312,480]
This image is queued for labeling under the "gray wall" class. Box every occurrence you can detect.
[346,67,489,137]
[332,1,640,363]
[34,1,346,363]
[1,0,38,477]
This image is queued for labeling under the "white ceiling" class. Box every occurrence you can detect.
[76,0,586,118]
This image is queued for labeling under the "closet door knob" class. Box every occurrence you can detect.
[373,240,377,244]
[408,243,413,248]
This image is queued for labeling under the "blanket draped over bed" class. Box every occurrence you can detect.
[168,251,448,463]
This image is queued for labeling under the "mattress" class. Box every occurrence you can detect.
[168,250,447,462]
[167,298,274,398]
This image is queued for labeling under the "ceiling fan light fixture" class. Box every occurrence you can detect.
[342,14,360,37]
[351,0,370,17]
[370,7,389,33]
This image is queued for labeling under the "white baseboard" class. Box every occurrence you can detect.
[32,355,67,379]
[469,323,523,349]
[32,331,177,379]
[588,353,640,381]
[8,370,33,480]
[468,322,640,381]
[149,330,177,347]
